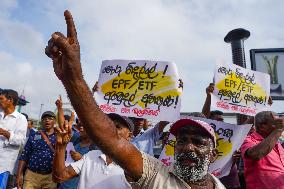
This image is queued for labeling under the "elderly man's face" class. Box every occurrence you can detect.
[260,115,279,136]
[174,126,217,183]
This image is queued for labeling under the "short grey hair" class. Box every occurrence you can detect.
[255,111,277,128]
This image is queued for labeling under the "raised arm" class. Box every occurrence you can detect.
[202,83,214,118]
[245,118,284,160]
[52,121,78,183]
[45,10,143,181]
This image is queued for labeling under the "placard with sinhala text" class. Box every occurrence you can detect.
[95,60,182,122]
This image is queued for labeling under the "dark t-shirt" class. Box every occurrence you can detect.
[219,164,240,188]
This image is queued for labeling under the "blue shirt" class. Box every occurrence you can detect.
[19,130,56,174]
[26,128,36,138]
[71,126,80,142]
[131,125,161,156]
[59,137,98,189]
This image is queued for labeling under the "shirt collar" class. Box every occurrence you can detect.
[10,110,20,118]
[132,129,145,139]
[99,152,117,166]
[40,129,55,136]
[250,131,264,140]
[252,131,281,147]
[0,109,19,118]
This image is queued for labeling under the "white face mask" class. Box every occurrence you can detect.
[174,151,210,183]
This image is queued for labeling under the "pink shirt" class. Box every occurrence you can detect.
[241,132,284,189]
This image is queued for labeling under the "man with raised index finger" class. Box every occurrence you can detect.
[45,10,225,189]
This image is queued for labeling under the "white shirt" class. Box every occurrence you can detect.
[131,124,161,156]
[0,110,27,173]
[71,150,132,189]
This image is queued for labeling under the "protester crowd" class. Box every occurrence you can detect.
[0,10,284,189]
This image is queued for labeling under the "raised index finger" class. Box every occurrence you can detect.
[64,10,77,40]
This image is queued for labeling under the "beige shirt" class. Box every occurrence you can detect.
[131,152,226,189]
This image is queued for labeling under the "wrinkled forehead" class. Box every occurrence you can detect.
[176,125,212,141]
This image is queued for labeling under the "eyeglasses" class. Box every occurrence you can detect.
[41,117,55,121]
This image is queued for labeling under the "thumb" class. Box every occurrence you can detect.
[52,33,71,55]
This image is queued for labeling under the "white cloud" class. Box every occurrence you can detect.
[0,19,45,60]
[0,0,284,119]
[0,51,67,119]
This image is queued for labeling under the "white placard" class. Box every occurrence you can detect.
[212,62,270,116]
[95,60,183,122]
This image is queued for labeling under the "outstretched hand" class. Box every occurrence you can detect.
[55,112,75,145]
[272,115,284,132]
[55,95,63,108]
[45,10,82,83]
[206,83,214,95]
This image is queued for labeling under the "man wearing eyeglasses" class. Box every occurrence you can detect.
[16,111,57,189]
[0,89,27,188]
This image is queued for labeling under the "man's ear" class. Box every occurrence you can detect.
[7,97,13,105]
[127,131,133,141]
[209,148,218,163]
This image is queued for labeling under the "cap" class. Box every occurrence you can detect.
[170,118,216,147]
[108,113,134,132]
[41,111,56,119]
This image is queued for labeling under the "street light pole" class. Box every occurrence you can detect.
[38,103,44,127]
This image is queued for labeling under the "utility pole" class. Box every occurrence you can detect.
[38,103,44,127]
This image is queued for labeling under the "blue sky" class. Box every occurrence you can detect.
[0,0,284,119]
